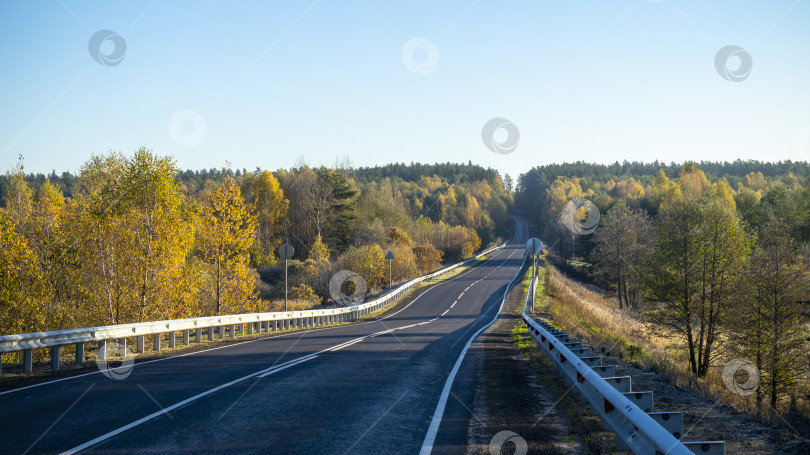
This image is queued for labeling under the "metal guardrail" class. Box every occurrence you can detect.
[521,269,725,455]
[0,243,506,376]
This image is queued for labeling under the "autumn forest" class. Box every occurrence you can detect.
[0,150,509,337]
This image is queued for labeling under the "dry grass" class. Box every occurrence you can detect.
[543,265,691,385]
[543,263,810,422]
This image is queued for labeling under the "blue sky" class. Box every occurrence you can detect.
[1,1,809,182]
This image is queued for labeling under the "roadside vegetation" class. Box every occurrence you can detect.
[516,160,810,422]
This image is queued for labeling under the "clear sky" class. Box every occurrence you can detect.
[1,1,809,182]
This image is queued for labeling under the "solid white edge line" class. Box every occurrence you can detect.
[419,236,527,455]
[257,355,318,378]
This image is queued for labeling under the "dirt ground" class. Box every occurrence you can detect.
[466,281,584,454]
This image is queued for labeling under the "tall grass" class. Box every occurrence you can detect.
[543,263,810,422]
[543,265,689,382]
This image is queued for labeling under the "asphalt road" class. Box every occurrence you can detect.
[0,218,529,455]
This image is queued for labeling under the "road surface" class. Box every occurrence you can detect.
[0,218,529,455]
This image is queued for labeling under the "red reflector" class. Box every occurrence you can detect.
[577,372,584,383]
[604,399,614,413]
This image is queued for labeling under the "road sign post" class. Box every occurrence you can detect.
[279,244,294,312]
[385,250,396,289]
[525,238,543,312]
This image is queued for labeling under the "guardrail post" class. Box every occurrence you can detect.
[23,350,33,373]
[136,335,145,353]
[235,324,242,335]
[98,341,107,361]
[195,328,202,343]
[183,330,190,345]
[247,323,253,335]
[75,342,84,364]
[168,332,176,348]
[153,333,161,351]
[228,324,235,338]
[207,326,214,341]
[50,346,60,370]
[118,338,127,356]
[272,321,278,331]
[218,326,226,339]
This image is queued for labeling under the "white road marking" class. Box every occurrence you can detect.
[441,310,449,316]
[419,237,526,455]
[257,355,318,378]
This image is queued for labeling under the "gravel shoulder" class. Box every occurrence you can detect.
[465,278,581,454]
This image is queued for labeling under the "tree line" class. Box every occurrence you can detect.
[517,162,810,416]
[0,151,511,344]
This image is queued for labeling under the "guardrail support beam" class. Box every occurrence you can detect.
[50,346,60,370]
[153,333,161,351]
[75,342,84,364]
[118,338,127,356]
[195,328,202,343]
[136,335,144,353]
[168,332,176,348]
[183,330,190,345]
[98,340,107,361]
[23,350,33,373]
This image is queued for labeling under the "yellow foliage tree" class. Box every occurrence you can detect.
[118,149,193,321]
[413,243,443,273]
[0,210,45,336]
[242,170,289,267]
[310,234,330,261]
[197,177,258,314]
[339,245,386,291]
